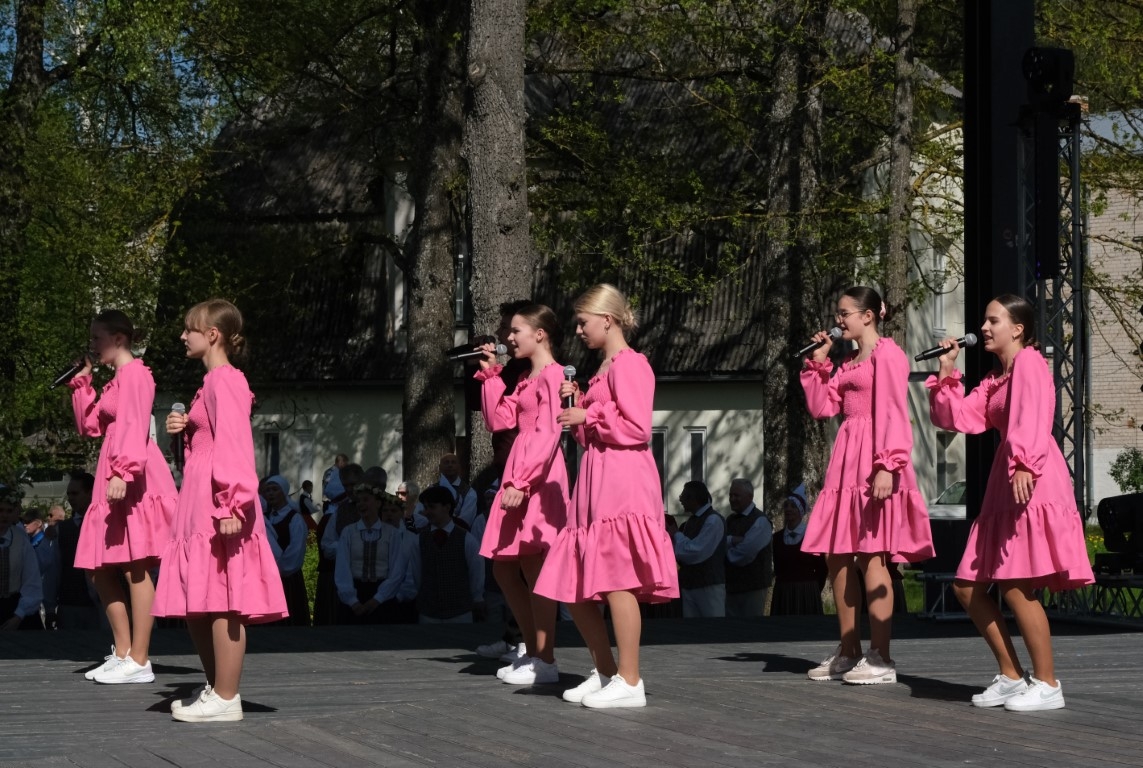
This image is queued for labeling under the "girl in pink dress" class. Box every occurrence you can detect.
[474,304,569,686]
[70,310,177,685]
[153,299,287,723]
[800,286,933,686]
[538,283,679,709]
[928,294,1093,712]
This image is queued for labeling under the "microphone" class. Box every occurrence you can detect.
[448,344,507,362]
[563,365,577,408]
[914,333,979,362]
[49,354,91,389]
[170,402,186,472]
[792,327,844,359]
[444,335,496,357]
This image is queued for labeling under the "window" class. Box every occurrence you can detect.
[650,428,667,502]
[263,432,280,476]
[687,428,706,482]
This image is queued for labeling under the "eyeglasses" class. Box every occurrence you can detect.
[834,309,865,321]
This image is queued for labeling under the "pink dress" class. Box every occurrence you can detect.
[927,347,1094,591]
[152,366,287,623]
[800,337,934,561]
[534,349,679,604]
[475,362,569,559]
[70,359,177,568]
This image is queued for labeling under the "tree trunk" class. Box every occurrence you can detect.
[882,0,917,347]
[463,0,535,478]
[404,0,467,490]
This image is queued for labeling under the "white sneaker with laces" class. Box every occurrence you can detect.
[499,642,526,663]
[841,649,897,685]
[807,645,860,681]
[971,674,1029,708]
[562,670,609,704]
[1003,676,1065,712]
[172,684,211,713]
[502,658,559,685]
[171,690,243,723]
[476,639,511,659]
[496,654,532,680]
[94,657,155,685]
[581,673,646,709]
[85,646,125,681]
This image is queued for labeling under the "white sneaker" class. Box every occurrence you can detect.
[1003,676,1065,712]
[581,673,646,709]
[476,639,511,659]
[842,649,897,685]
[84,646,125,681]
[502,658,560,685]
[562,669,609,704]
[172,684,211,713]
[94,657,155,684]
[496,654,532,680]
[971,674,1029,708]
[807,646,860,681]
[171,690,243,722]
[499,642,526,663]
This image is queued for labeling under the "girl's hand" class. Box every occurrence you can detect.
[871,469,894,501]
[106,477,127,502]
[477,343,499,371]
[499,486,526,511]
[558,379,580,406]
[166,411,188,435]
[1012,469,1036,505]
[557,407,586,427]
[809,330,835,364]
[218,515,242,537]
[76,356,94,379]
[936,337,961,378]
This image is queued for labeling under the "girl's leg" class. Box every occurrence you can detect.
[605,590,642,684]
[953,579,1024,680]
[826,555,861,658]
[1001,580,1055,685]
[210,614,246,700]
[92,567,130,655]
[855,553,894,661]
[493,560,538,659]
[566,601,617,677]
[124,561,156,665]
[185,617,216,685]
[519,554,557,664]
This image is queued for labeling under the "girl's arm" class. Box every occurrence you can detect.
[69,375,103,437]
[502,365,564,494]
[475,366,518,432]
[205,369,260,523]
[800,360,841,420]
[584,353,654,447]
[926,370,990,435]
[105,363,156,484]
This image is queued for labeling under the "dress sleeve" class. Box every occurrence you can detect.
[800,360,840,419]
[205,369,260,522]
[105,364,156,484]
[926,369,989,435]
[1005,350,1054,479]
[476,365,517,432]
[584,353,654,447]
[503,367,563,494]
[69,375,103,437]
[871,342,913,474]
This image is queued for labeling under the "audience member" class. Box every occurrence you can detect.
[724,478,773,618]
[770,484,827,616]
[262,475,310,626]
[22,507,59,627]
[334,483,409,624]
[55,472,102,630]
[0,485,45,630]
[670,481,726,618]
[313,464,363,625]
[405,485,484,624]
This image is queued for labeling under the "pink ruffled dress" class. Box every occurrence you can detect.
[534,349,679,604]
[927,347,1094,590]
[474,361,569,559]
[152,366,287,623]
[70,359,177,568]
[800,337,934,561]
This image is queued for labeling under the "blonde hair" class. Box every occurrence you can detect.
[184,299,247,358]
[574,283,638,332]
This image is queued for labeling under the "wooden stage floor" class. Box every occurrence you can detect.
[1,616,1140,767]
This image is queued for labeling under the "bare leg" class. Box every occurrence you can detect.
[210,614,246,700]
[519,554,557,664]
[493,560,537,659]
[827,554,861,658]
[606,590,642,684]
[186,617,216,685]
[566,601,616,677]
[92,568,130,656]
[953,579,1023,680]
[856,553,894,661]
[1001,581,1055,685]
[124,562,156,665]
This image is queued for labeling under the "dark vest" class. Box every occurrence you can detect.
[725,506,773,594]
[56,518,94,607]
[416,527,473,619]
[271,508,299,552]
[678,508,727,590]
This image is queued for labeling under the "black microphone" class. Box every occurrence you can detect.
[563,365,577,408]
[914,333,979,362]
[792,327,844,359]
[448,343,507,362]
[170,402,186,472]
[444,335,496,357]
[49,354,91,389]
